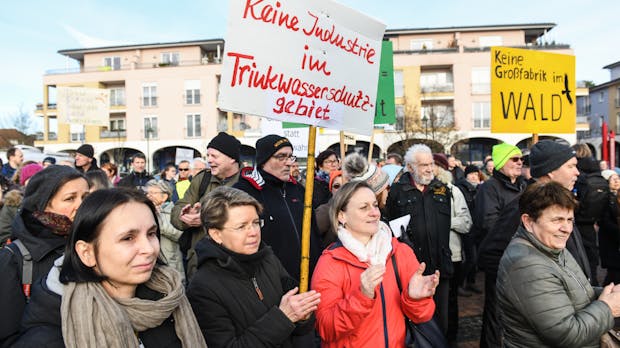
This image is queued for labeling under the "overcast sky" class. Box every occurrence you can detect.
[1,0,617,131]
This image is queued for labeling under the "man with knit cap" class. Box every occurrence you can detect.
[74,144,99,173]
[386,144,452,337]
[234,134,321,283]
[171,131,241,280]
[472,142,526,348]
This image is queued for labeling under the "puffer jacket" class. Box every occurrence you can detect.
[158,202,185,285]
[311,238,435,348]
[497,225,614,348]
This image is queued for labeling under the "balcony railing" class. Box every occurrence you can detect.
[100,130,127,138]
[45,58,222,75]
[420,83,454,93]
[36,103,57,110]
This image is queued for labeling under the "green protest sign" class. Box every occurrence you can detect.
[374,41,396,125]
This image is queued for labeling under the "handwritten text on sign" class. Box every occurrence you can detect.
[491,47,576,134]
[57,87,110,126]
[218,0,386,136]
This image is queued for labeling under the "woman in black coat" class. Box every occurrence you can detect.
[187,186,321,348]
[598,170,620,284]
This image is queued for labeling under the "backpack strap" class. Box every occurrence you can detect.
[197,170,212,199]
[10,239,33,299]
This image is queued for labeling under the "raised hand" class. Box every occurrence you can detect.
[279,287,321,322]
[179,202,202,227]
[407,262,440,300]
[599,282,620,317]
[360,264,386,299]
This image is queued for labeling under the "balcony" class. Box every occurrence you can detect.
[45,58,221,75]
[420,83,454,93]
[100,130,126,139]
[35,103,57,110]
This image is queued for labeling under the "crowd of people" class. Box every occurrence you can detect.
[1,134,620,347]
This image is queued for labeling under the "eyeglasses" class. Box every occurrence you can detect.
[323,159,340,165]
[146,191,165,196]
[272,154,297,163]
[178,168,190,171]
[221,219,264,233]
[509,157,523,163]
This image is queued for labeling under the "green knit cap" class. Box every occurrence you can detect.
[492,143,522,170]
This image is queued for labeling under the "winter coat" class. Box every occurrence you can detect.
[312,177,331,209]
[385,172,453,277]
[472,170,526,244]
[311,238,435,348]
[233,168,321,281]
[314,200,337,249]
[14,262,182,348]
[117,171,153,191]
[158,202,185,284]
[187,239,314,348]
[598,192,620,270]
[448,183,472,262]
[455,178,478,213]
[0,190,22,246]
[0,211,66,347]
[497,225,614,348]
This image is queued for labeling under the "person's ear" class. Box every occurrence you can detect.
[338,211,346,226]
[75,240,96,267]
[521,214,534,232]
[208,228,223,245]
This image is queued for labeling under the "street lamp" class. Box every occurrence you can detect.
[421,115,429,139]
[145,126,153,173]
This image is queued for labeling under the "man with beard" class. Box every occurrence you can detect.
[386,143,452,336]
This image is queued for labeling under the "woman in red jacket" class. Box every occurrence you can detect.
[311,181,440,347]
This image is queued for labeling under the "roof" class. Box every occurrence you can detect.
[590,77,620,91]
[0,129,35,150]
[385,23,556,42]
[58,38,225,62]
[603,61,620,70]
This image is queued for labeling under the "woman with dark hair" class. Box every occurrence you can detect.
[312,181,438,347]
[313,149,340,208]
[15,188,206,347]
[497,181,620,347]
[187,186,320,347]
[0,166,88,346]
[85,169,111,192]
[100,162,120,186]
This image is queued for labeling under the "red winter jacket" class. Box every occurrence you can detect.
[311,238,435,348]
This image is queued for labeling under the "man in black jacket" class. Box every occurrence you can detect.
[385,143,452,336]
[234,135,321,282]
[117,153,153,191]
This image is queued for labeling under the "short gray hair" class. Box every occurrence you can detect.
[405,144,432,170]
[200,186,263,231]
[145,179,172,198]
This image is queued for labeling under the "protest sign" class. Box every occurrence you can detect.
[57,87,110,126]
[261,119,309,158]
[374,40,396,125]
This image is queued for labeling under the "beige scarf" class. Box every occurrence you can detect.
[337,221,393,266]
[61,265,206,348]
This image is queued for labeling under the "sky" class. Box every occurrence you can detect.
[1,0,618,132]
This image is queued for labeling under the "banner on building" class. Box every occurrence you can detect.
[57,87,110,126]
[374,40,396,125]
[491,47,576,133]
[218,0,386,136]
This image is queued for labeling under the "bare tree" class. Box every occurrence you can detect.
[4,104,33,134]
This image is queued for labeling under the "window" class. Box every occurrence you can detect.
[395,105,405,131]
[472,102,491,129]
[161,52,180,66]
[471,67,490,94]
[185,80,201,105]
[104,56,121,70]
[616,87,620,107]
[479,36,503,47]
[110,118,125,131]
[394,70,404,98]
[599,91,605,103]
[420,70,453,92]
[109,88,125,106]
[70,124,84,142]
[186,114,201,137]
[410,39,433,50]
[144,116,158,139]
[142,84,157,107]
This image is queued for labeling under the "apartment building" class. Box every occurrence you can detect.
[587,61,620,166]
[35,23,579,170]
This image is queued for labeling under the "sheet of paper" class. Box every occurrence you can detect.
[389,214,410,238]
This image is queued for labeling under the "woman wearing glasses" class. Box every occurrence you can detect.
[187,186,321,347]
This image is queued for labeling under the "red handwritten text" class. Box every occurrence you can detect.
[273,96,331,119]
[243,0,299,31]
[301,45,331,76]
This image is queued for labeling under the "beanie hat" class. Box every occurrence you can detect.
[76,144,94,158]
[328,170,343,191]
[343,153,389,194]
[492,143,522,170]
[433,153,449,170]
[530,140,576,178]
[42,156,56,165]
[255,135,292,167]
[602,169,618,181]
[22,166,83,213]
[207,132,241,163]
[20,163,43,186]
[464,165,479,176]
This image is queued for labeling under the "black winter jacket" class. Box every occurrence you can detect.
[14,269,182,348]
[187,239,314,348]
[385,172,453,277]
[598,193,620,270]
[0,211,66,347]
[233,168,321,281]
[117,171,154,190]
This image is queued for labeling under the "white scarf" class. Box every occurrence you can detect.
[338,221,393,265]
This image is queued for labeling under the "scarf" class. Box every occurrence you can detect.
[316,170,330,183]
[337,221,393,266]
[61,265,206,348]
[32,211,73,236]
[216,241,270,276]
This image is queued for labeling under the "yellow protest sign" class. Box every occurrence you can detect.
[491,47,575,133]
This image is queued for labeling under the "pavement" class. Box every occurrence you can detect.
[455,272,484,347]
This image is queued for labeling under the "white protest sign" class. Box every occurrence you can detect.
[218,0,386,136]
[175,148,195,165]
[57,87,110,126]
[260,119,309,158]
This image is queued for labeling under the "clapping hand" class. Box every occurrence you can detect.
[360,264,386,299]
[279,287,321,323]
[179,202,202,227]
[407,262,440,300]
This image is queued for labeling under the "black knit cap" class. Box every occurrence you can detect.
[207,132,241,162]
[530,140,576,178]
[255,134,292,167]
[22,166,84,213]
[464,165,479,176]
[76,144,94,158]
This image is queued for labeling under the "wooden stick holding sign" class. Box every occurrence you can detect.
[368,130,375,163]
[532,133,539,145]
[339,131,346,161]
[300,126,317,292]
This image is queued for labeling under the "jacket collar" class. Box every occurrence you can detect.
[515,225,564,263]
[492,169,525,191]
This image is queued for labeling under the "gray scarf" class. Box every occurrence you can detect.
[61,265,206,348]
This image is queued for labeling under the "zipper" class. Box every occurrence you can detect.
[563,264,588,296]
[379,284,389,348]
[281,186,301,244]
[252,277,264,300]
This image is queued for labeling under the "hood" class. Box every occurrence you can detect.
[577,156,600,174]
